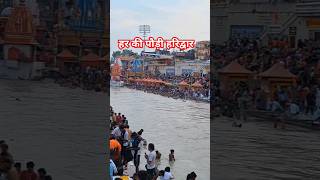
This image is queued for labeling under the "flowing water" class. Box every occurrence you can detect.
[3,80,317,180]
[213,117,320,180]
[111,87,211,180]
[0,79,107,180]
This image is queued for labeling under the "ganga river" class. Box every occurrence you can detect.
[0,79,107,180]
[111,87,211,180]
[213,116,320,180]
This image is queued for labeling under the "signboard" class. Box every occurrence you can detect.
[289,27,297,36]
[230,25,263,39]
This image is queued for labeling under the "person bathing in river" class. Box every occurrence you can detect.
[169,149,175,162]
[145,143,156,178]
[156,151,161,161]
[155,150,161,174]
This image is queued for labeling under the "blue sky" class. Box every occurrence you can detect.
[110,0,210,53]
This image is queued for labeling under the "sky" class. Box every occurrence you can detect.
[110,0,210,53]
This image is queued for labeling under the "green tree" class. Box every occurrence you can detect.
[112,51,121,59]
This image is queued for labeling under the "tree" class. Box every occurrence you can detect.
[122,49,134,56]
[112,51,121,59]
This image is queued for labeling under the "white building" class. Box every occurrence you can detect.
[174,60,210,76]
[195,41,210,60]
[211,0,320,47]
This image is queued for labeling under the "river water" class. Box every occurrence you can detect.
[213,116,320,180]
[0,79,107,180]
[110,87,211,180]
[3,80,318,180]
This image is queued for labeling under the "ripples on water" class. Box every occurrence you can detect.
[213,117,320,180]
[0,79,107,180]
[111,87,210,179]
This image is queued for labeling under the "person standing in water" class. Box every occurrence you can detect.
[155,150,161,174]
[145,143,156,178]
[169,149,175,162]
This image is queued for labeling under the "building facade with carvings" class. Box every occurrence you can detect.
[0,0,44,79]
[53,0,108,70]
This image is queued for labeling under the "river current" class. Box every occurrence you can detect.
[111,87,210,180]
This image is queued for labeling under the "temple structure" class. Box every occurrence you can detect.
[0,0,109,78]
[50,0,108,71]
[0,0,44,79]
[57,0,106,58]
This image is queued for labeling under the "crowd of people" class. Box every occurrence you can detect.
[52,63,210,104]
[0,141,52,180]
[213,38,320,121]
[53,65,109,92]
[125,74,210,103]
[109,106,197,180]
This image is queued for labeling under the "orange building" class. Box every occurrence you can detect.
[3,0,37,62]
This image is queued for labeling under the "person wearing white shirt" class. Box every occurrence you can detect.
[163,167,174,180]
[111,125,124,139]
[145,143,156,178]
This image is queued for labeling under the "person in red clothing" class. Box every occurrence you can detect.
[116,113,123,124]
[20,161,38,180]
